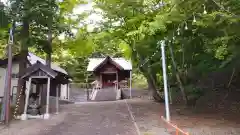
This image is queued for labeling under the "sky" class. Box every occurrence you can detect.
[0,0,6,4]
[72,2,103,32]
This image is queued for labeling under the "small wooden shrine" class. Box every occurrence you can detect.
[87,56,132,91]
[20,61,69,120]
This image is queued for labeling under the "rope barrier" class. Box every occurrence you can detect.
[161,116,189,135]
[13,86,24,119]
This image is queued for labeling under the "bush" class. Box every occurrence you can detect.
[185,85,205,107]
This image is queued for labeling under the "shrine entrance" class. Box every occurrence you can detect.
[101,73,117,88]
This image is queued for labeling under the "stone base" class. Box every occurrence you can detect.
[44,113,50,119]
[21,114,28,120]
[28,114,44,119]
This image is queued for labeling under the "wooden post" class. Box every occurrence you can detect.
[44,77,50,119]
[56,84,59,114]
[116,72,118,90]
[86,75,89,100]
[66,84,70,100]
[129,70,132,99]
[38,85,42,104]
[100,73,102,89]
[21,78,32,120]
[86,85,89,101]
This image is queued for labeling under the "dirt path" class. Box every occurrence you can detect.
[128,99,240,135]
[127,99,170,135]
[39,100,139,135]
[1,100,162,135]
[1,99,239,135]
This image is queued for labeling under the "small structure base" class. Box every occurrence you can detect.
[28,114,44,119]
[44,113,50,119]
[21,114,28,120]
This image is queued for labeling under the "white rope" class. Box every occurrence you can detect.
[124,100,141,135]
[139,43,161,68]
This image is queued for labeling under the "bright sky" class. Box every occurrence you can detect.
[72,2,103,32]
[0,0,6,4]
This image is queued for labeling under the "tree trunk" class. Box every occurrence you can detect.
[147,74,164,102]
[168,42,188,105]
[41,23,53,106]
[139,65,164,102]
[16,20,29,114]
[129,40,163,102]
[46,52,51,67]
[46,24,52,67]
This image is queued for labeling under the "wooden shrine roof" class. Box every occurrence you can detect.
[87,56,132,72]
[21,61,58,79]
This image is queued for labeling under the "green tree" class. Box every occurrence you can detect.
[81,0,240,104]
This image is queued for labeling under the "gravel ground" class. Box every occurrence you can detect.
[1,99,239,135]
[0,112,67,135]
[127,99,169,135]
[0,100,139,135]
[127,99,240,135]
[38,101,138,135]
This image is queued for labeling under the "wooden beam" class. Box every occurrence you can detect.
[116,72,118,90]
[100,73,102,89]
[130,70,132,99]
[30,76,49,79]
[38,85,42,105]
[100,71,117,74]
[56,84,59,114]
[22,77,32,120]
[44,77,50,119]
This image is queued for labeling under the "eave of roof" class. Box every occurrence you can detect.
[21,61,58,79]
[87,56,132,72]
[0,52,68,75]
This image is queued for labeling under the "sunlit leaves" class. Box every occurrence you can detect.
[215,44,228,60]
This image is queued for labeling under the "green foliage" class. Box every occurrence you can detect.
[185,84,204,100]
[2,0,240,102]
[69,0,239,102]
[132,73,148,89]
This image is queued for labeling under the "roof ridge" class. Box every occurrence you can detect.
[28,52,68,75]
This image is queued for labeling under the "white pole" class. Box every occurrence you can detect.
[56,84,59,114]
[44,77,50,119]
[21,77,32,120]
[160,40,170,121]
[129,70,132,99]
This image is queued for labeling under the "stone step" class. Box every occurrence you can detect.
[93,88,117,101]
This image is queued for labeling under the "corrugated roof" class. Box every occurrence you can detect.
[87,57,132,71]
[27,52,68,75]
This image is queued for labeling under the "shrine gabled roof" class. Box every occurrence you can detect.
[27,53,68,75]
[21,61,58,79]
[0,52,68,75]
[87,56,132,72]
